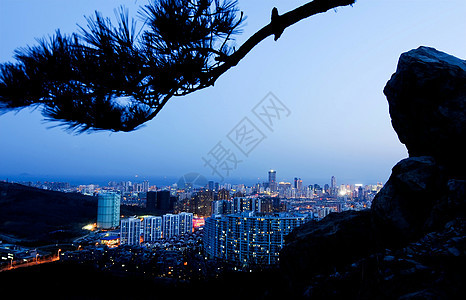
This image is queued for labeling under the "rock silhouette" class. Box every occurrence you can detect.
[280,46,466,299]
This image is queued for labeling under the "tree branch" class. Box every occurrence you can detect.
[206,0,356,86]
[0,0,357,132]
[145,0,356,125]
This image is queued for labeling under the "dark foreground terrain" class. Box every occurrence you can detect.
[0,261,287,300]
[0,182,97,244]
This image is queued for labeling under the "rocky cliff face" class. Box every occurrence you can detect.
[384,46,466,178]
[373,47,466,246]
[279,47,466,299]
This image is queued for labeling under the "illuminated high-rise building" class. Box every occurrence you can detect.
[162,214,180,239]
[295,178,303,191]
[330,176,337,196]
[211,200,233,215]
[142,213,193,241]
[143,216,162,242]
[179,212,194,235]
[324,184,330,195]
[357,185,365,201]
[268,170,277,192]
[217,188,230,200]
[120,217,141,245]
[194,190,214,217]
[233,197,249,213]
[142,180,150,192]
[97,192,120,229]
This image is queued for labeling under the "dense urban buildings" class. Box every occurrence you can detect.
[120,212,194,245]
[204,212,310,266]
[2,170,382,273]
[211,197,285,216]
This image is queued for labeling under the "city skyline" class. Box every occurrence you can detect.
[1,1,465,186]
[2,170,383,189]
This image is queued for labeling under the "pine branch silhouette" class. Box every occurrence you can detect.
[0,0,355,133]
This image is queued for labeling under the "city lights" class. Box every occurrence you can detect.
[82,223,97,231]
[1,171,381,279]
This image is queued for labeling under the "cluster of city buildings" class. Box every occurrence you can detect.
[88,170,383,268]
[204,212,310,266]
[95,191,194,246]
[4,170,382,271]
[120,212,193,246]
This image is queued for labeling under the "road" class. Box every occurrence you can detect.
[0,254,60,272]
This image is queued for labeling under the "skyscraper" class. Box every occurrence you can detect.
[194,190,214,217]
[294,178,302,191]
[97,192,120,229]
[156,190,171,212]
[358,186,364,201]
[143,216,162,242]
[211,200,233,215]
[330,176,337,196]
[162,214,180,239]
[217,188,230,200]
[233,197,250,213]
[324,184,330,195]
[208,181,214,191]
[268,170,277,192]
[146,191,157,211]
[142,180,150,192]
[120,217,141,245]
[179,212,194,235]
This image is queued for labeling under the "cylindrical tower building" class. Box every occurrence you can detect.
[97,192,121,229]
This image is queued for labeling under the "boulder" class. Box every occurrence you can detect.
[371,156,445,245]
[298,217,466,300]
[427,179,466,230]
[279,47,466,297]
[384,46,466,177]
[280,210,376,282]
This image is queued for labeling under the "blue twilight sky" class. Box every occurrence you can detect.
[0,0,465,186]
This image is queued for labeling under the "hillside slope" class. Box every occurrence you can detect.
[0,182,97,243]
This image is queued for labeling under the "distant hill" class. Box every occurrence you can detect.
[0,182,97,244]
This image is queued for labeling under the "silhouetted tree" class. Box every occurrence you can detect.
[0,0,355,133]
